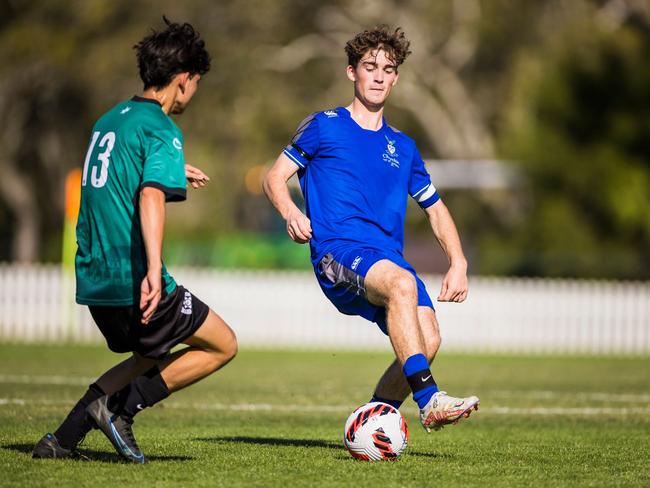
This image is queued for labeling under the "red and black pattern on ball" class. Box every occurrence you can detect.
[345,403,396,443]
[349,450,371,461]
[400,415,409,441]
[372,428,397,460]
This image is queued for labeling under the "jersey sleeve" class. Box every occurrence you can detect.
[282,113,320,169]
[141,129,187,202]
[408,146,440,209]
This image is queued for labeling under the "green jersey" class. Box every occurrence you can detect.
[75,96,186,306]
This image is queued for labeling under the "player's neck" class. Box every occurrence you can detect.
[346,99,384,131]
[141,86,176,115]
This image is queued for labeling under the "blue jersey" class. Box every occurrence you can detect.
[283,107,440,265]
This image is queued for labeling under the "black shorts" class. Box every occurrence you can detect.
[89,285,210,359]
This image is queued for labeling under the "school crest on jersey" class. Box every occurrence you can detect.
[382,135,400,168]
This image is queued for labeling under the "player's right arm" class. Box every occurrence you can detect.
[262,153,312,244]
[139,186,166,323]
[138,124,186,322]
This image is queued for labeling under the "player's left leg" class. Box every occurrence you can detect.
[158,309,238,391]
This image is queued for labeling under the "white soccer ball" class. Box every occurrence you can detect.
[343,402,409,461]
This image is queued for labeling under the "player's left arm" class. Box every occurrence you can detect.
[424,200,468,303]
[185,163,210,189]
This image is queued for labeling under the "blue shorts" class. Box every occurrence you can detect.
[315,247,434,334]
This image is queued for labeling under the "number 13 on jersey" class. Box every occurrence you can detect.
[82,131,116,188]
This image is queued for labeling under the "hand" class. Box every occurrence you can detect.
[185,163,210,189]
[437,265,468,303]
[286,209,312,244]
[140,269,162,324]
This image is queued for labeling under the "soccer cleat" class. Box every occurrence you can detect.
[419,391,480,432]
[32,433,87,460]
[86,395,147,464]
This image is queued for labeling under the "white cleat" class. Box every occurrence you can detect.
[420,391,480,432]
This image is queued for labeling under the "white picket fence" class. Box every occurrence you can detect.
[0,263,648,354]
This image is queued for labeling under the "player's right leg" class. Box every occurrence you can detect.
[364,261,478,431]
[364,259,439,410]
[33,346,157,459]
[364,259,428,363]
[372,306,442,406]
[370,306,478,430]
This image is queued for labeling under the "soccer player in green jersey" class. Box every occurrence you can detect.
[33,18,237,464]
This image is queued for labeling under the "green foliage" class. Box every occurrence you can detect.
[2,1,649,277]
[164,233,311,269]
[486,22,650,279]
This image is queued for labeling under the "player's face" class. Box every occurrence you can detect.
[171,73,201,114]
[347,48,399,109]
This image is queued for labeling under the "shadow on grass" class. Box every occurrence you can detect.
[199,436,448,459]
[199,436,341,450]
[3,443,192,463]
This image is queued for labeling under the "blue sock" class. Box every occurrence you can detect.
[403,353,439,409]
[370,395,403,410]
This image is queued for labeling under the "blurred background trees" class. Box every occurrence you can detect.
[0,0,648,279]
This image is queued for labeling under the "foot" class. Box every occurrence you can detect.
[419,391,480,432]
[32,433,87,460]
[86,395,147,464]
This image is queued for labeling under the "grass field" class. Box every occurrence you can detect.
[1,344,649,487]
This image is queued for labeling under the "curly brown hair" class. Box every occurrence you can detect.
[344,25,412,68]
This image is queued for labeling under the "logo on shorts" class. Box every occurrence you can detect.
[351,256,363,271]
[181,291,193,315]
[173,137,183,150]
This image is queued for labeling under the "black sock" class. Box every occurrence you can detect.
[109,366,170,419]
[370,394,403,410]
[54,383,105,449]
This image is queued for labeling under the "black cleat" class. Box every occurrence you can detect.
[86,395,147,464]
[33,433,86,460]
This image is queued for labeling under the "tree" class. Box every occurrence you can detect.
[483,0,650,278]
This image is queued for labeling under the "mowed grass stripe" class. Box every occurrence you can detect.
[3,397,650,417]
[2,373,650,403]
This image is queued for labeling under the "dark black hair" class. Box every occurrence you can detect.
[134,16,210,90]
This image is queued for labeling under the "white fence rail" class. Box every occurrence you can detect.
[0,264,648,354]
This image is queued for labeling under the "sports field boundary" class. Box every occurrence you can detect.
[1,264,649,354]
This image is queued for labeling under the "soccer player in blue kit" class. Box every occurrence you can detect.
[264,26,479,432]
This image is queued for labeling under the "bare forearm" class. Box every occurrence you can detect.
[139,187,165,272]
[426,201,467,269]
[263,155,312,244]
[263,172,301,220]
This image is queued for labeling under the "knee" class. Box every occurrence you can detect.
[388,272,417,302]
[214,327,238,366]
[222,329,238,363]
[203,327,238,373]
